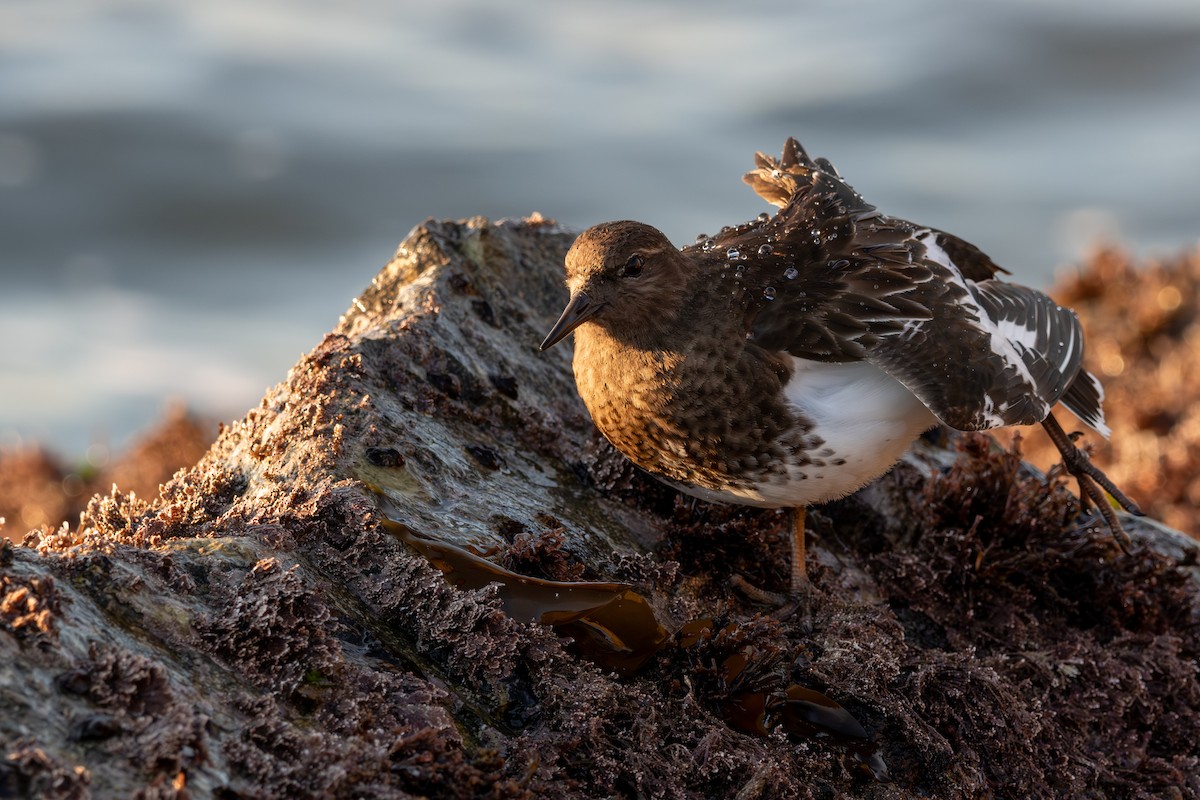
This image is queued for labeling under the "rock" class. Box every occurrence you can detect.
[3,216,1198,799]
[0,404,215,540]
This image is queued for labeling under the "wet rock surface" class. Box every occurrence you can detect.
[2,217,1198,799]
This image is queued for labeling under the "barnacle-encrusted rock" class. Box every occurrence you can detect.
[2,217,1198,799]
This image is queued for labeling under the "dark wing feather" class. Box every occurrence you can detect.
[969,280,1083,401]
[732,137,1105,433]
[927,229,1009,279]
[1059,369,1110,437]
[743,141,1004,280]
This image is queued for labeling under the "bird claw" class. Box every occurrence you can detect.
[1041,413,1142,552]
[730,574,814,628]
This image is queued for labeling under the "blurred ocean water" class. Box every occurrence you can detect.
[2,0,1199,453]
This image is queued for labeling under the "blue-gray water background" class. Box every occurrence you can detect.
[3,0,1199,455]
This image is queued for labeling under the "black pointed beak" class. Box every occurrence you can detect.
[540,291,598,350]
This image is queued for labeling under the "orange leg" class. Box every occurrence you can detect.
[789,506,810,595]
[732,506,811,618]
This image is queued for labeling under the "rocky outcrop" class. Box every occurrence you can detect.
[0,404,213,538]
[3,216,1198,799]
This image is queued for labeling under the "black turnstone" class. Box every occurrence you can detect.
[541,137,1139,600]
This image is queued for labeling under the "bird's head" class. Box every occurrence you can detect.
[540,221,689,350]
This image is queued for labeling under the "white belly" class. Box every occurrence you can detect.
[677,359,937,508]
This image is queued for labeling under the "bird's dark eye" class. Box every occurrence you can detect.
[620,255,644,278]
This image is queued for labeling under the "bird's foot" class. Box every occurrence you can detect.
[731,505,814,626]
[730,572,814,625]
[1041,413,1143,552]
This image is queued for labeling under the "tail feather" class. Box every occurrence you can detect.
[1060,369,1110,439]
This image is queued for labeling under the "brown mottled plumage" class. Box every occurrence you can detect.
[559,221,825,499]
[542,138,1140,600]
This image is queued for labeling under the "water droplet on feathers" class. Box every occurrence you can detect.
[757,212,771,223]
[764,287,776,300]
[784,267,798,280]
[758,244,773,256]
[726,248,740,260]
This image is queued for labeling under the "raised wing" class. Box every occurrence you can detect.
[726,137,1104,433]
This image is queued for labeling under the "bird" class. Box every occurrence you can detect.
[540,137,1139,606]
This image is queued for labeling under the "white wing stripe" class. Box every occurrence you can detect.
[919,231,1042,395]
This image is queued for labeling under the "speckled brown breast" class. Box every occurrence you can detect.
[570,318,824,498]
